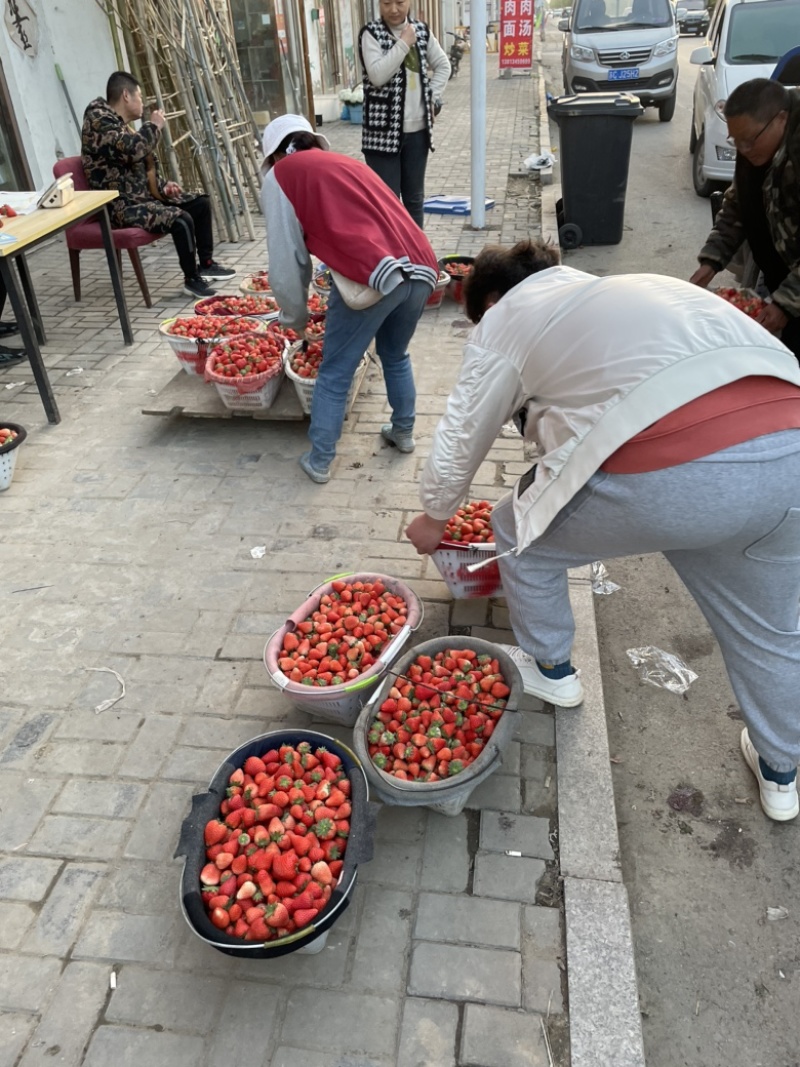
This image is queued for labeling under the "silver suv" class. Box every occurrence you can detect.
[560,0,680,120]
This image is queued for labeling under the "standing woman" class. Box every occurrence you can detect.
[260,115,438,484]
[359,0,450,229]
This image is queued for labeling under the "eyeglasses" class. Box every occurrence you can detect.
[726,112,781,152]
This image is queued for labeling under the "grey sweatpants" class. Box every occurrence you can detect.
[493,430,800,772]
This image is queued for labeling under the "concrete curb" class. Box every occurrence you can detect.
[535,66,647,1067]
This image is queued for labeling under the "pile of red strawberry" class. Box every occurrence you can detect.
[277,578,408,687]
[307,293,327,315]
[167,315,264,340]
[196,294,279,317]
[443,500,494,544]
[715,287,767,320]
[0,427,18,448]
[289,340,324,379]
[244,271,271,292]
[366,647,509,781]
[201,742,351,941]
[207,333,284,378]
[443,261,473,279]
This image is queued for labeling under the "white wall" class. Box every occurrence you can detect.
[1,0,121,187]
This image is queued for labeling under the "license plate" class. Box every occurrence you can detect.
[609,67,639,80]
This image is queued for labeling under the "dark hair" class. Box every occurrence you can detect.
[106,71,140,105]
[267,131,322,169]
[463,239,560,323]
[725,78,789,122]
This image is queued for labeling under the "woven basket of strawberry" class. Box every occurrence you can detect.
[284,334,369,417]
[205,331,286,410]
[264,572,424,724]
[438,255,475,305]
[159,315,268,376]
[195,294,280,320]
[714,287,767,320]
[176,729,378,958]
[430,500,501,599]
[353,637,522,816]
[0,422,26,492]
[240,270,272,295]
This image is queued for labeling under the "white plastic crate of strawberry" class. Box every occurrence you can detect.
[367,647,510,781]
[289,340,324,379]
[208,333,284,378]
[196,294,280,317]
[201,742,350,941]
[715,287,767,320]
[443,500,494,544]
[167,315,263,340]
[246,271,271,292]
[278,578,408,686]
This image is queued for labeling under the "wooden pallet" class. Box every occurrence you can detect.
[141,369,307,420]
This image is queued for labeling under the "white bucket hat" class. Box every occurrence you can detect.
[261,114,331,160]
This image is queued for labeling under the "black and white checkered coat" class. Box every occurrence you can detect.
[358,19,434,156]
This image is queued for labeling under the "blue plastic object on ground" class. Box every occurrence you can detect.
[423,195,496,215]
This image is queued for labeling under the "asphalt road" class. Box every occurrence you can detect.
[540,33,800,1067]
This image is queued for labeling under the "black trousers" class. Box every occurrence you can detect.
[170,195,214,279]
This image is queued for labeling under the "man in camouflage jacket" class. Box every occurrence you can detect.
[691,79,800,360]
[81,71,234,299]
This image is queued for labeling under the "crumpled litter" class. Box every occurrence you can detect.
[626,646,698,694]
[4,381,25,389]
[767,906,789,921]
[250,545,266,559]
[65,367,84,377]
[524,151,556,171]
[85,666,126,713]
[591,561,620,595]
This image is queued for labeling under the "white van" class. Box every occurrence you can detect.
[559,0,680,120]
[689,0,800,195]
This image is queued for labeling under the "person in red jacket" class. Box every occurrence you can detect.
[260,114,438,483]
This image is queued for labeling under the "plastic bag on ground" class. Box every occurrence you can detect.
[591,561,620,595]
[626,646,698,694]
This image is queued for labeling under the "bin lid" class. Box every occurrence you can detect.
[548,92,644,118]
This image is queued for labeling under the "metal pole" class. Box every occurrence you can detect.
[470,0,487,230]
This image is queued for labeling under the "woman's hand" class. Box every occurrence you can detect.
[405,513,448,555]
[400,23,416,46]
[756,301,789,335]
[689,263,716,288]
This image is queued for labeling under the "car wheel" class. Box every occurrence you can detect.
[692,131,713,197]
[658,91,676,123]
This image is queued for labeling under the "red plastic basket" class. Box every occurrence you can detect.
[430,540,501,599]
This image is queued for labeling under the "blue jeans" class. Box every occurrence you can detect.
[364,130,429,229]
[308,278,431,469]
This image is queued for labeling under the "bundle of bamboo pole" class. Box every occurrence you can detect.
[101,0,263,242]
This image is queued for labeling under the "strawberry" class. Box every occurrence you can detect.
[317,749,342,772]
[311,860,333,885]
[272,851,299,881]
[204,820,228,847]
[249,916,269,939]
[265,901,290,928]
[329,859,344,878]
[210,907,229,929]
[275,880,298,897]
[200,863,221,887]
[244,755,267,776]
[293,908,319,928]
[288,889,315,914]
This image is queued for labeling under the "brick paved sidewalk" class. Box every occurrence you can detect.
[0,55,574,1067]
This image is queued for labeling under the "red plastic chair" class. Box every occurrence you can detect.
[53,156,164,308]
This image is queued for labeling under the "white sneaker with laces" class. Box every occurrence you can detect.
[496,644,584,707]
[740,727,799,821]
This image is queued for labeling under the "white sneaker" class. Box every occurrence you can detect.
[740,728,799,822]
[496,644,584,707]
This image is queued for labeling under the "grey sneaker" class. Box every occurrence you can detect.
[496,644,584,707]
[381,423,415,453]
[199,260,236,280]
[299,452,331,484]
[183,275,217,299]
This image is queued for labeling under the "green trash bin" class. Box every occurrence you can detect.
[548,92,643,248]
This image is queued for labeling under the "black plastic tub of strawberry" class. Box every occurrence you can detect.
[175,729,377,958]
